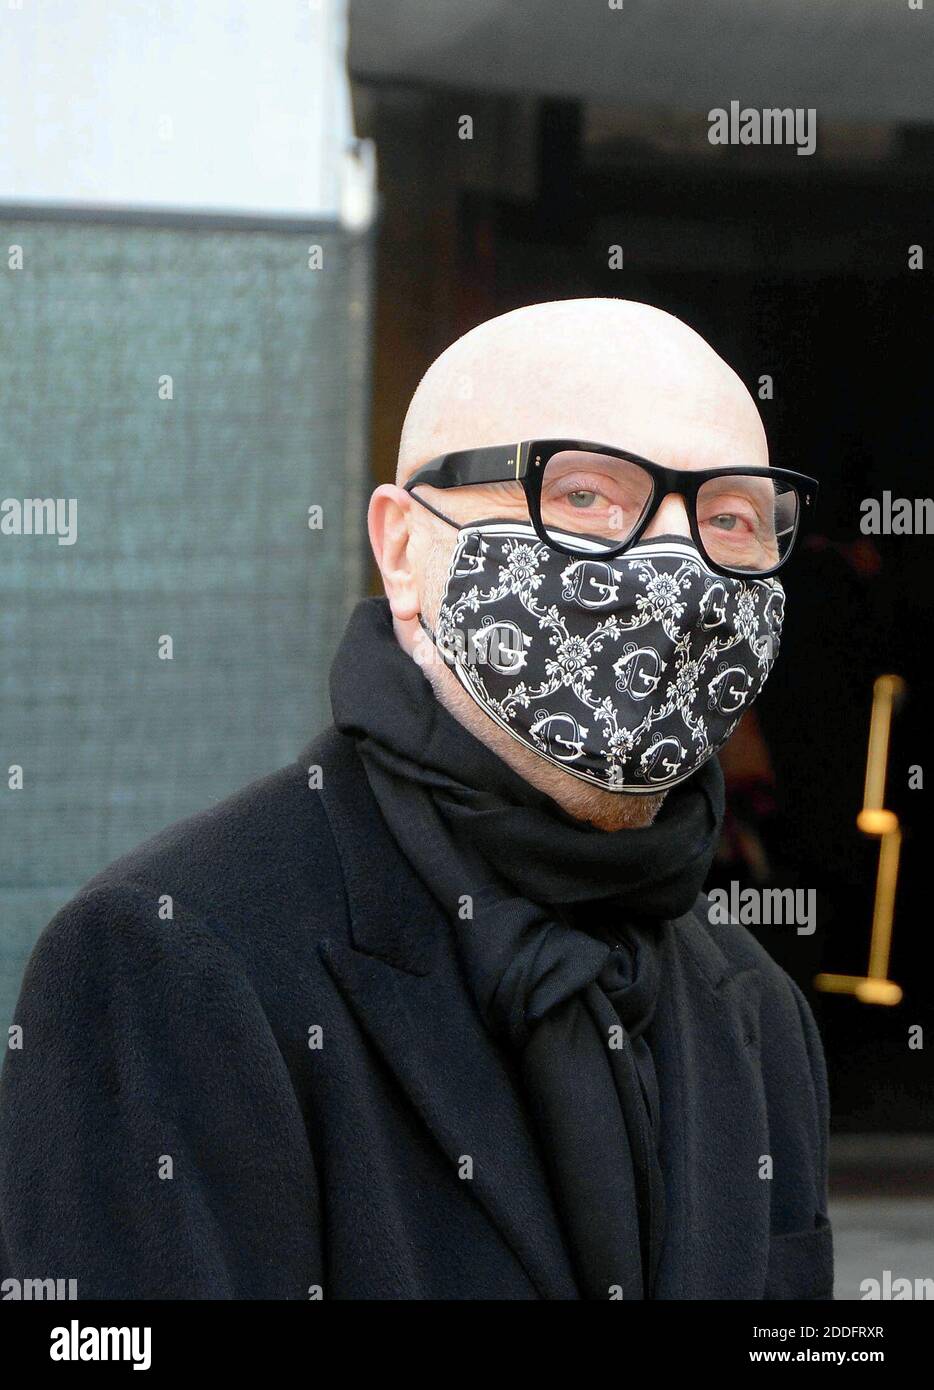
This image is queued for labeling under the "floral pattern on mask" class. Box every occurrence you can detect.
[428,523,784,792]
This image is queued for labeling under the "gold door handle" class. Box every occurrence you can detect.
[815,675,905,1006]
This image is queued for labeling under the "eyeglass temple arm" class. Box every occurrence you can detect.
[403,444,526,491]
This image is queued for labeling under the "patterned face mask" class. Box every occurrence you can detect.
[418,520,785,793]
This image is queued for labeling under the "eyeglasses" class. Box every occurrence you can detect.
[404,438,819,578]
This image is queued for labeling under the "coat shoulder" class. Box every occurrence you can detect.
[40,730,354,971]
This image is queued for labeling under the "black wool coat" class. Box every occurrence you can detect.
[0,727,834,1300]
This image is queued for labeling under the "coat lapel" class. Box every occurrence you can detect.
[313,731,579,1299]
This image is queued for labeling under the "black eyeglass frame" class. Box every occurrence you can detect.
[403,438,819,578]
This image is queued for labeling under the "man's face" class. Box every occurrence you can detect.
[373,298,771,829]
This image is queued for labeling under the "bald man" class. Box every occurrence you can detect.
[0,299,832,1302]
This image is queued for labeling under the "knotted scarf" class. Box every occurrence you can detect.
[330,596,725,1299]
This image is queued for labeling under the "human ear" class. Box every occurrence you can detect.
[367,485,423,622]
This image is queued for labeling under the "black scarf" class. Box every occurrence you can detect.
[330,596,725,1300]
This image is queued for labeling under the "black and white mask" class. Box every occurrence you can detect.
[418,520,784,793]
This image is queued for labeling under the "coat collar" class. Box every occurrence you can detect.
[304,728,441,976]
[306,728,768,1299]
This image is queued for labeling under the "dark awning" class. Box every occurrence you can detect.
[350,0,933,124]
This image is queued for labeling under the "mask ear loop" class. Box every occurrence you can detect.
[407,489,459,529]
[407,498,539,658]
[409,492,532,658]
[406,490,459,657]
[408,489,542,540]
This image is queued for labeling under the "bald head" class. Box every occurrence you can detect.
[397,297,767,485]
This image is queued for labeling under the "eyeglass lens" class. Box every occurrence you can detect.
[539,450,799,573]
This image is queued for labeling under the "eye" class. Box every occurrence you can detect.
[567,489,598,509]
[701,500,761,536]
[546,473,619,508]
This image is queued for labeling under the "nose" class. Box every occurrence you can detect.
[642,491,692,540]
